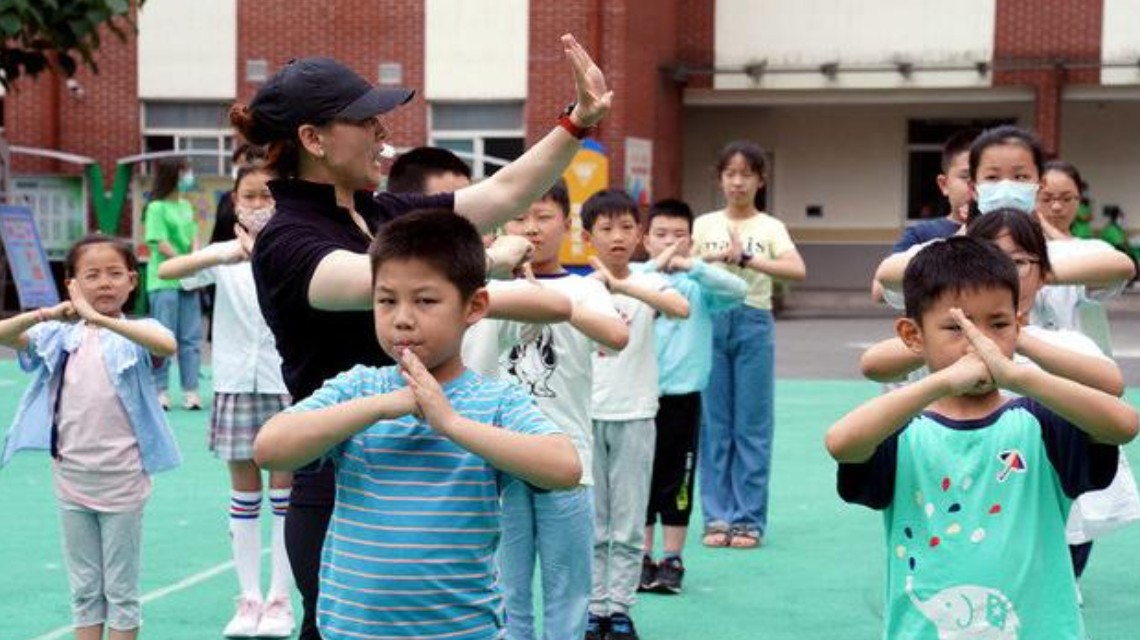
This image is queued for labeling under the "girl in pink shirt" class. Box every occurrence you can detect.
[1,235,179,640]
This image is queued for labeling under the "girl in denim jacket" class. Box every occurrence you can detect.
[1,234,180,640]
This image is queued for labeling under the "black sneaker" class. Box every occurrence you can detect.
[654,556,685,594]
[607,612,639,640]
[585,612,609,640]
[637,555,658,592]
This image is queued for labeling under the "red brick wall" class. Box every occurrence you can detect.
[237,0,426,147]
[678,0,715,90]
[6,24,139,180]
[527,0,689,201]
[525,0,596,150]
[994,0,1104,155]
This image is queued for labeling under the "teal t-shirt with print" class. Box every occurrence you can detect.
[144,198,198,292]
[838,397,1118,639]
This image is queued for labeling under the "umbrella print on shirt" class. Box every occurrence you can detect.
[996,450,1027,483]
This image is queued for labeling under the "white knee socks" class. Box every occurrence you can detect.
[267,488,294,600]
[230,491,263,601]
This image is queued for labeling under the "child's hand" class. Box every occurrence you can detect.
[725,228,744,266]
[233,225,256,261]
[385,386,420,419]
[655,240,693,273]
[589,256,619,292]
[398,350,458,435]
[38,301,77,323]
[67,281,104,325]
[949,308,1018,387]
[515,261,538,284]
[937,351,995,396]
[486,236,534,280]
[706,230,744,266]
[1034,211,1067,241]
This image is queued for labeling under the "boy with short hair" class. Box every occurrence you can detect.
[253,209,582,640]
[582,190,690,640]
[491,181,630,640]
[826,237,1137,639]
[892,129,978,252]
[386,146,474,195]
[874,129,978,303]
[634,198,747,595]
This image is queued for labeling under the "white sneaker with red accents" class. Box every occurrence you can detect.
[255,596,295,638]
[223,597,261,638]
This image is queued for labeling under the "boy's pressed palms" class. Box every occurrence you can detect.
[399,350,458,433]
[937,351,995,396]
[950,308,1019,389]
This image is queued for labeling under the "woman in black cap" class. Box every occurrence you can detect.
[230,34,610,640]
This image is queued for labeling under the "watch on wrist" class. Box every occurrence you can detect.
[738,251,754,268]
[557,102,594,140]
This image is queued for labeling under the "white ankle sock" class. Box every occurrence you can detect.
[230,490,262,601]
[267,488,294,600]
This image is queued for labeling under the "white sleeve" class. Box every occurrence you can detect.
[1024,326,1110,360]
[577,277,621,319]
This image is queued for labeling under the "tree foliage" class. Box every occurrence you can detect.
[0,0,145,90]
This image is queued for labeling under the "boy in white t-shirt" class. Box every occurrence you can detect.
[490,182,630,640]
[582,190,690,640]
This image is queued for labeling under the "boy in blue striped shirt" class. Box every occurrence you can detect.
[254,209,582,640]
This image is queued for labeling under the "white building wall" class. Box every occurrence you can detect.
[1062,101,1140,224]
[682,101,1034,234]
[1102,0,1140,86]
[137,0,236,99]
[425,0,528,100]
[715,0,996,90]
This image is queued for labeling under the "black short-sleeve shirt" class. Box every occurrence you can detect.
[253,179,454,504]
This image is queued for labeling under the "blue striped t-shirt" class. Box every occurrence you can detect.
[286,365,560,640]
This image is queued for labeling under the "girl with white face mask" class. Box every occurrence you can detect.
[157,165,298,639]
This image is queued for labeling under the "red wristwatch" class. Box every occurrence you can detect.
[557,103,594,140]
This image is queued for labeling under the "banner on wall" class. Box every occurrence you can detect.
[0,205,61,309]
[559,139,609,267]
[624,137,653,209]
[131,176,232,260]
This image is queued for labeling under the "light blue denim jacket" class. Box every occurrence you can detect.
[1,319,182,474]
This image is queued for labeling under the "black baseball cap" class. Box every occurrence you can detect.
[246,57,414,143]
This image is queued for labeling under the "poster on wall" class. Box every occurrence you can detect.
[11,175,87,260]
[624,137,653,209]
[559,139,609,267]
[0,205,61,309]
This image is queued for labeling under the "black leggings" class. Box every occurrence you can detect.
[285,500,334,640]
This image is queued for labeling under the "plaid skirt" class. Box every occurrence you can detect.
[209,392,292,461]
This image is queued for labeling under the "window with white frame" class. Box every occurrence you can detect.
[429,102,525,179]
[142,101,234,176]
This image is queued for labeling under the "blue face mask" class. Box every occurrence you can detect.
[177,170,197,192]
[976,180,1038,214]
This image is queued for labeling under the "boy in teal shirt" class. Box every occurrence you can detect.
[826,237,1137,639]
[634,199,746,594]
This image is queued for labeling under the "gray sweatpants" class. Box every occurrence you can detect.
[59,502,145,630]
[590,418,656,616]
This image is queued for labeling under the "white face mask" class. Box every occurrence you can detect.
[236,205,275,237]
[976,180,1039,215]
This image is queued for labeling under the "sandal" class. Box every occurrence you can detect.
[728,525,762,549]
[701,522,731,547]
